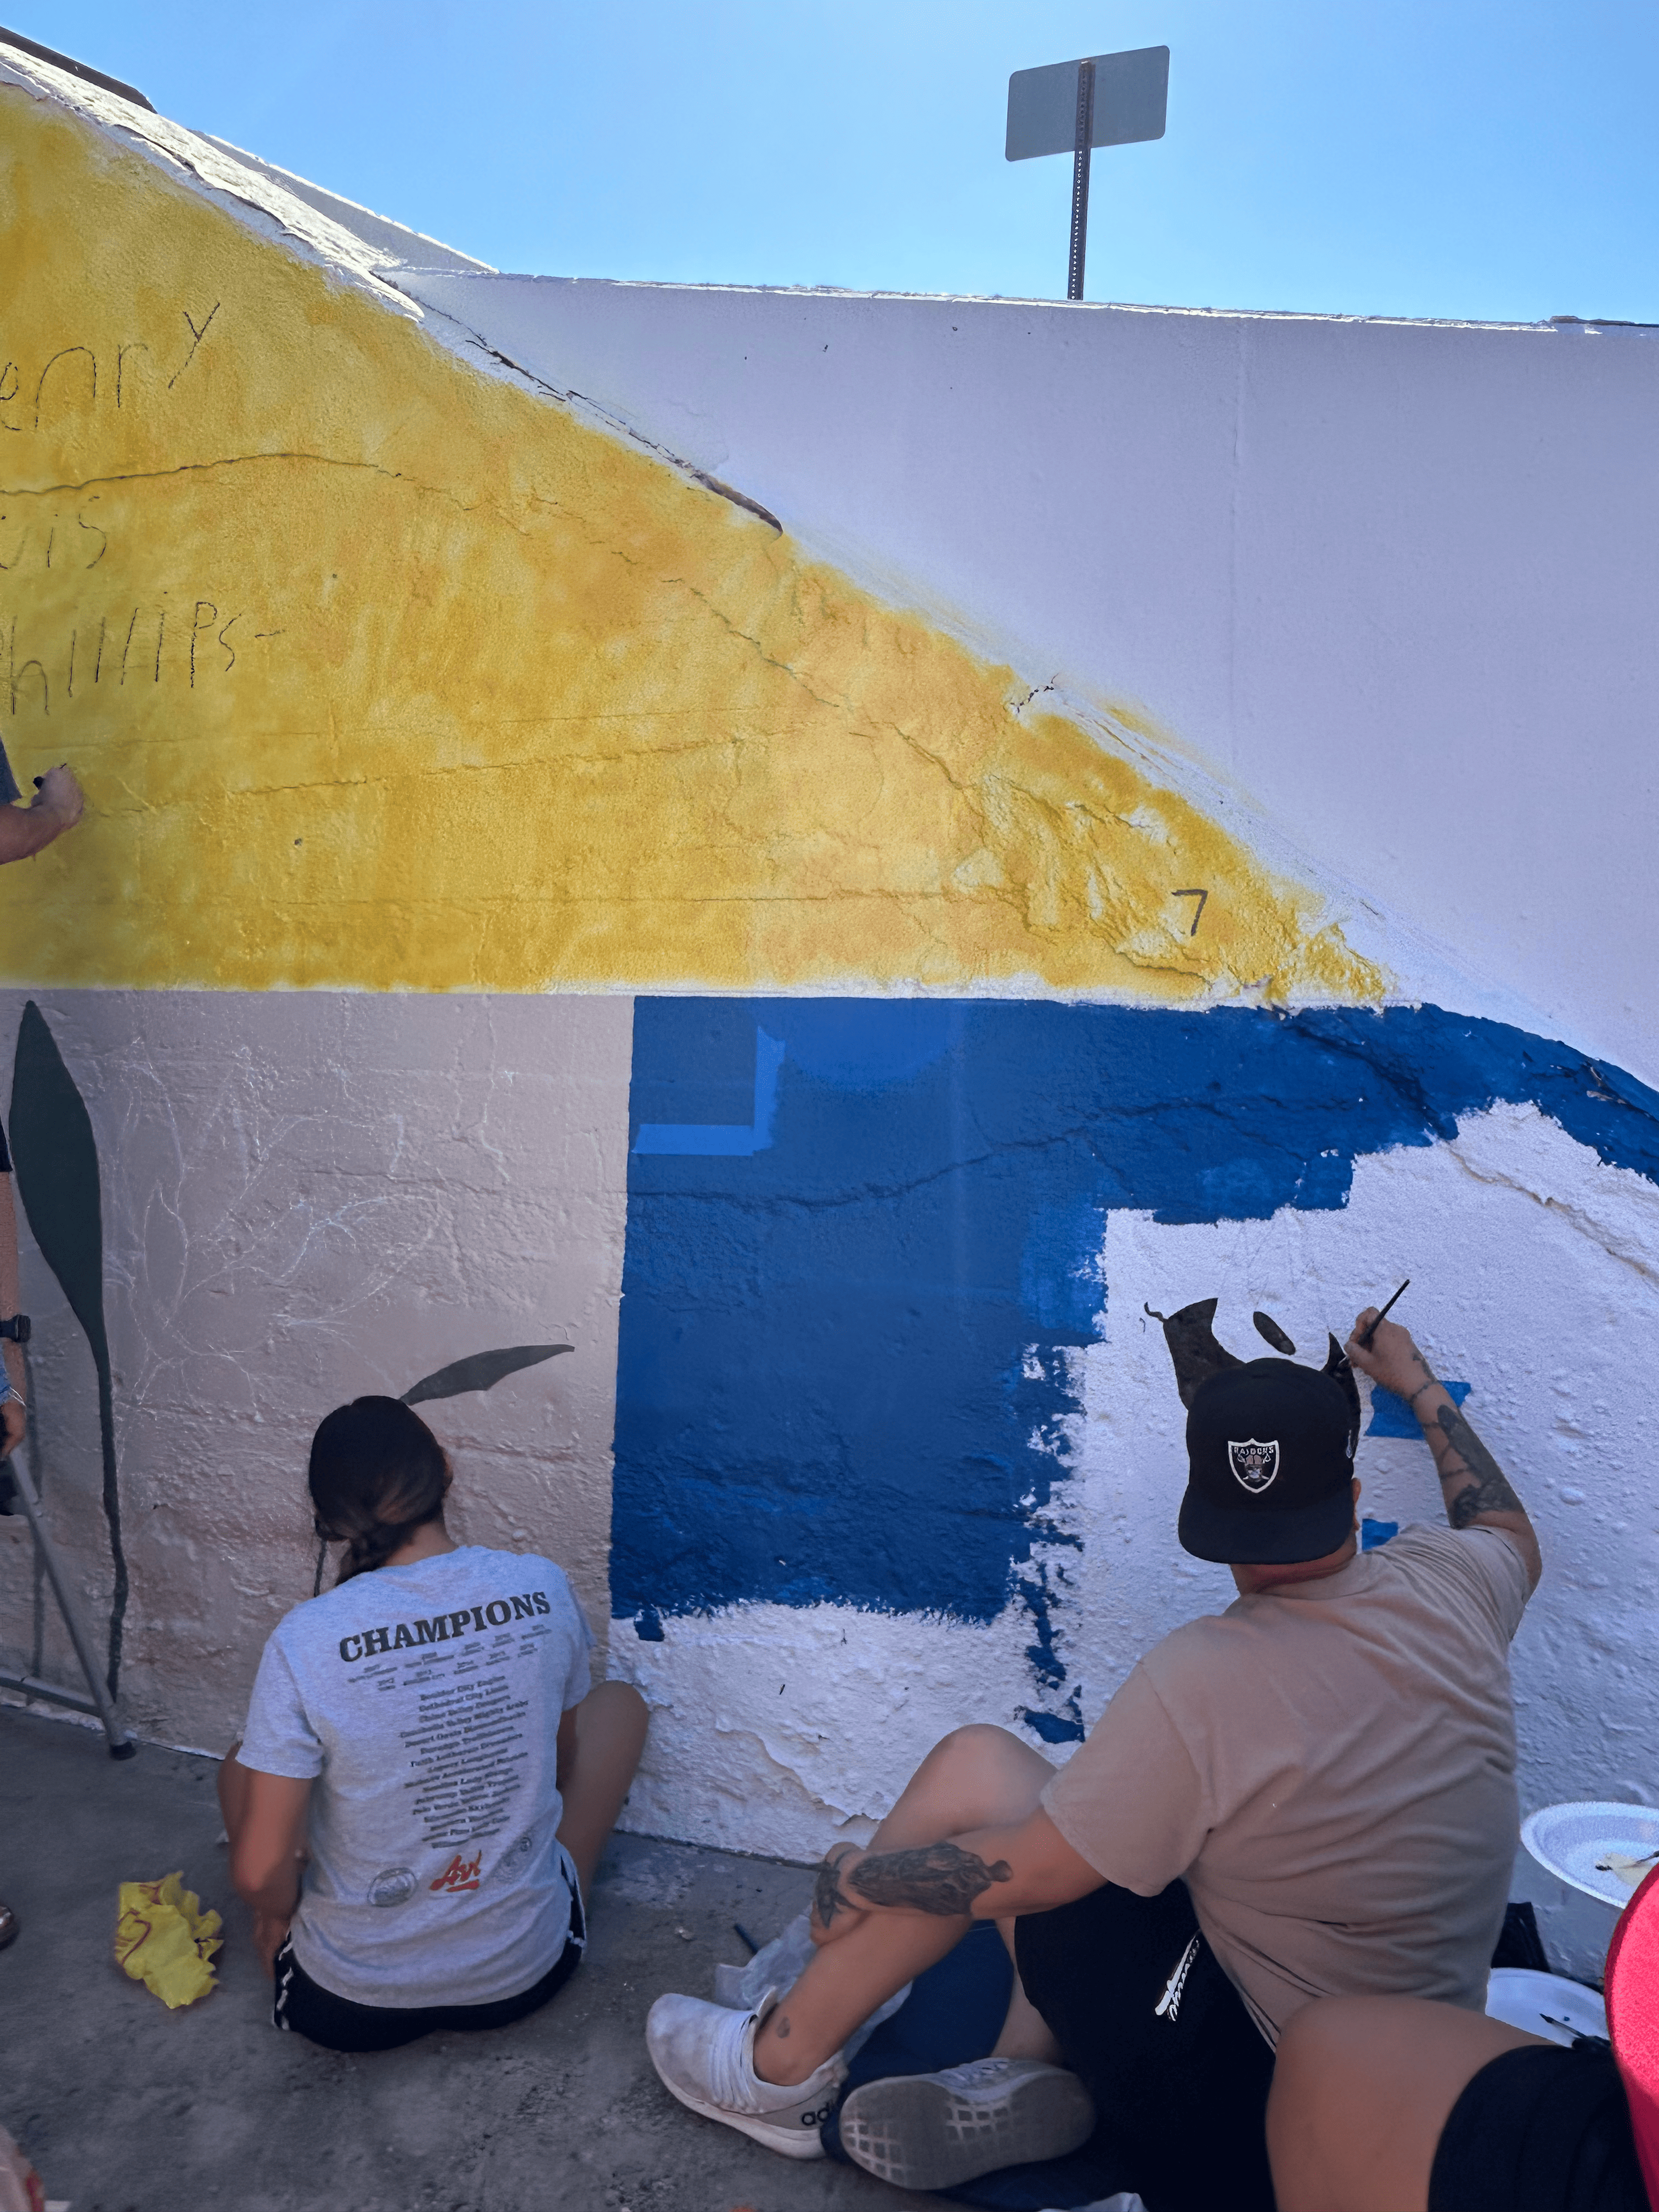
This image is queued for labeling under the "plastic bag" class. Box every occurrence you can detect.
[713,1911,912,2058]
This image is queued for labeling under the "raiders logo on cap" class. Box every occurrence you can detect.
[1156,1311,1361,1565]
[1228,1437,1280,1493]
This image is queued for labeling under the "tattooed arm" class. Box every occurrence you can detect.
[1347,1311,1542,1589]
[810,1818,1098,1940]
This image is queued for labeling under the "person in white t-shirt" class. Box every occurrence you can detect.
[218,1395,647,2052]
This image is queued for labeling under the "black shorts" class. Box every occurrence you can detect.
[1430,2040,1647,2212]
[272,1879,586,2053]
[1015,1878,1276,2212]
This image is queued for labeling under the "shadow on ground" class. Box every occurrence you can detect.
[0,1707,933,2212]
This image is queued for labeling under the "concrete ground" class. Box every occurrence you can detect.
[1,1706,936,2212]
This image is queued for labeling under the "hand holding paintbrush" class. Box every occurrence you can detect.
[1345,1285,1431,1402]
[1358,1280,1409,1350]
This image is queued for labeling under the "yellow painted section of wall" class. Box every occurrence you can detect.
[0,91,1383,1002]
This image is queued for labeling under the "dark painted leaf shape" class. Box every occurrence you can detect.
[9,1000,127,1694]
[401,1343,573,1407]
[11,1001,109,1368]
[1145,1296,1243,1409]
[1252,1310,1297,1355]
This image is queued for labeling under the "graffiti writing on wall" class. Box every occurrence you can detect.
[0,302,222,437]
[0,84,1384,1003]
[3,602,284,715]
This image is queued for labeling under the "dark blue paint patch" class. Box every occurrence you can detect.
[1368,1378,1471,1436]
[612,1000,1659,1642]
[1361,1517,1400,1550]
[1019,1559,1076,1688]
[1021,1704,1088,1745]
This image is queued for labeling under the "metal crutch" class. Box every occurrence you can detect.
[0,1435,134,1757]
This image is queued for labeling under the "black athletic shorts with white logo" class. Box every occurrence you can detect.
[272,1873,585,2053]
[1015,1877,1276,2212]
[1430,2039,1647,2212]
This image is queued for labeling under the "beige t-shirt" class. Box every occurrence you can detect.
[1042,1522,1532,2044]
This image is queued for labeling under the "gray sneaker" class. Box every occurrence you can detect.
[839,2056,1095,2189]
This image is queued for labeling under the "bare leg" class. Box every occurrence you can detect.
[555,1680,649,1896]
[1268,1995,1545,2212]
[991,1920,1063,2062]
[754,1724,1058,2086]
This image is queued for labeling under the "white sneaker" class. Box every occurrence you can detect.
[646,1985,847,2161]
[839,2056,1096,2190]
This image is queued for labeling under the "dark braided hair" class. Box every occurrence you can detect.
[309,1396,449,1585]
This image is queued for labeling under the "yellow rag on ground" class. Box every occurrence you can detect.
[115,1872,222,2008]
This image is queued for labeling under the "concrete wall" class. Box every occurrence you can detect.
[0,45,1654,1978]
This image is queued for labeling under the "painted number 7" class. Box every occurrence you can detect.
[1173,888,1208,936]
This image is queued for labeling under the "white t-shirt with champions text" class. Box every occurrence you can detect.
[239,1545,593,2009]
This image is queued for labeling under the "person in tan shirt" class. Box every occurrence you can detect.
[645,1305,1542,2209]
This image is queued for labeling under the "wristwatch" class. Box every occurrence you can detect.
[0,1314,29,1344]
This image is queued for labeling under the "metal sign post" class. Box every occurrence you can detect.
[1007,45,1170,301]
[1068,60,1096,302]
[0,1437,134,1757]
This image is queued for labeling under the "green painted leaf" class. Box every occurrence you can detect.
[9,1001,126,1696]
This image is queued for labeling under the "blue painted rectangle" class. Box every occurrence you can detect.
[1367,1378,1472,1437]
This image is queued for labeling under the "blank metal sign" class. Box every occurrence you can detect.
[1005,46,1170,161]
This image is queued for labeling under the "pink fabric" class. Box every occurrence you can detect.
[1606,1860,1659,2212]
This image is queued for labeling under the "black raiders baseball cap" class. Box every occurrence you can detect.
[1178,1357,1358,1565]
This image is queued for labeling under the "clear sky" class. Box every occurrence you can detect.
[8,1,1656,323]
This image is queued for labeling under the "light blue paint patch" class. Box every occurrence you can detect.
[633,1027,785,1156]
[777,999,957,1092]
[1361,1517,1400,1550]
[1367,1379,1472,1436]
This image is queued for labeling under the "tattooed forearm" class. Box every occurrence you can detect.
[813,1848,858,1928]
[1432,1402,1523,1524]
[846,1842,1013,1917]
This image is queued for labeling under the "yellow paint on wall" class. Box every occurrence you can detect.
[0,89,1383,1003]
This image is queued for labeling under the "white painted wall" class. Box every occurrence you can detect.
[400,271,1659,1090]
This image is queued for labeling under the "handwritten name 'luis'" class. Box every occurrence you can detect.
[338,1589,552,1663]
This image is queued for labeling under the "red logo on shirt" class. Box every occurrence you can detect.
[429,1852,482,1894]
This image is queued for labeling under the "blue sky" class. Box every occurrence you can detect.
[9,2,1656,322]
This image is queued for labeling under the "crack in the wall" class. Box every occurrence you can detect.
[1,451,525,532]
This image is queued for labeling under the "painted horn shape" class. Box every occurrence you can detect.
[1145,1297,1243,1409]
[1253,1310,1297,1355]
[1323,1331,1363,1457]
